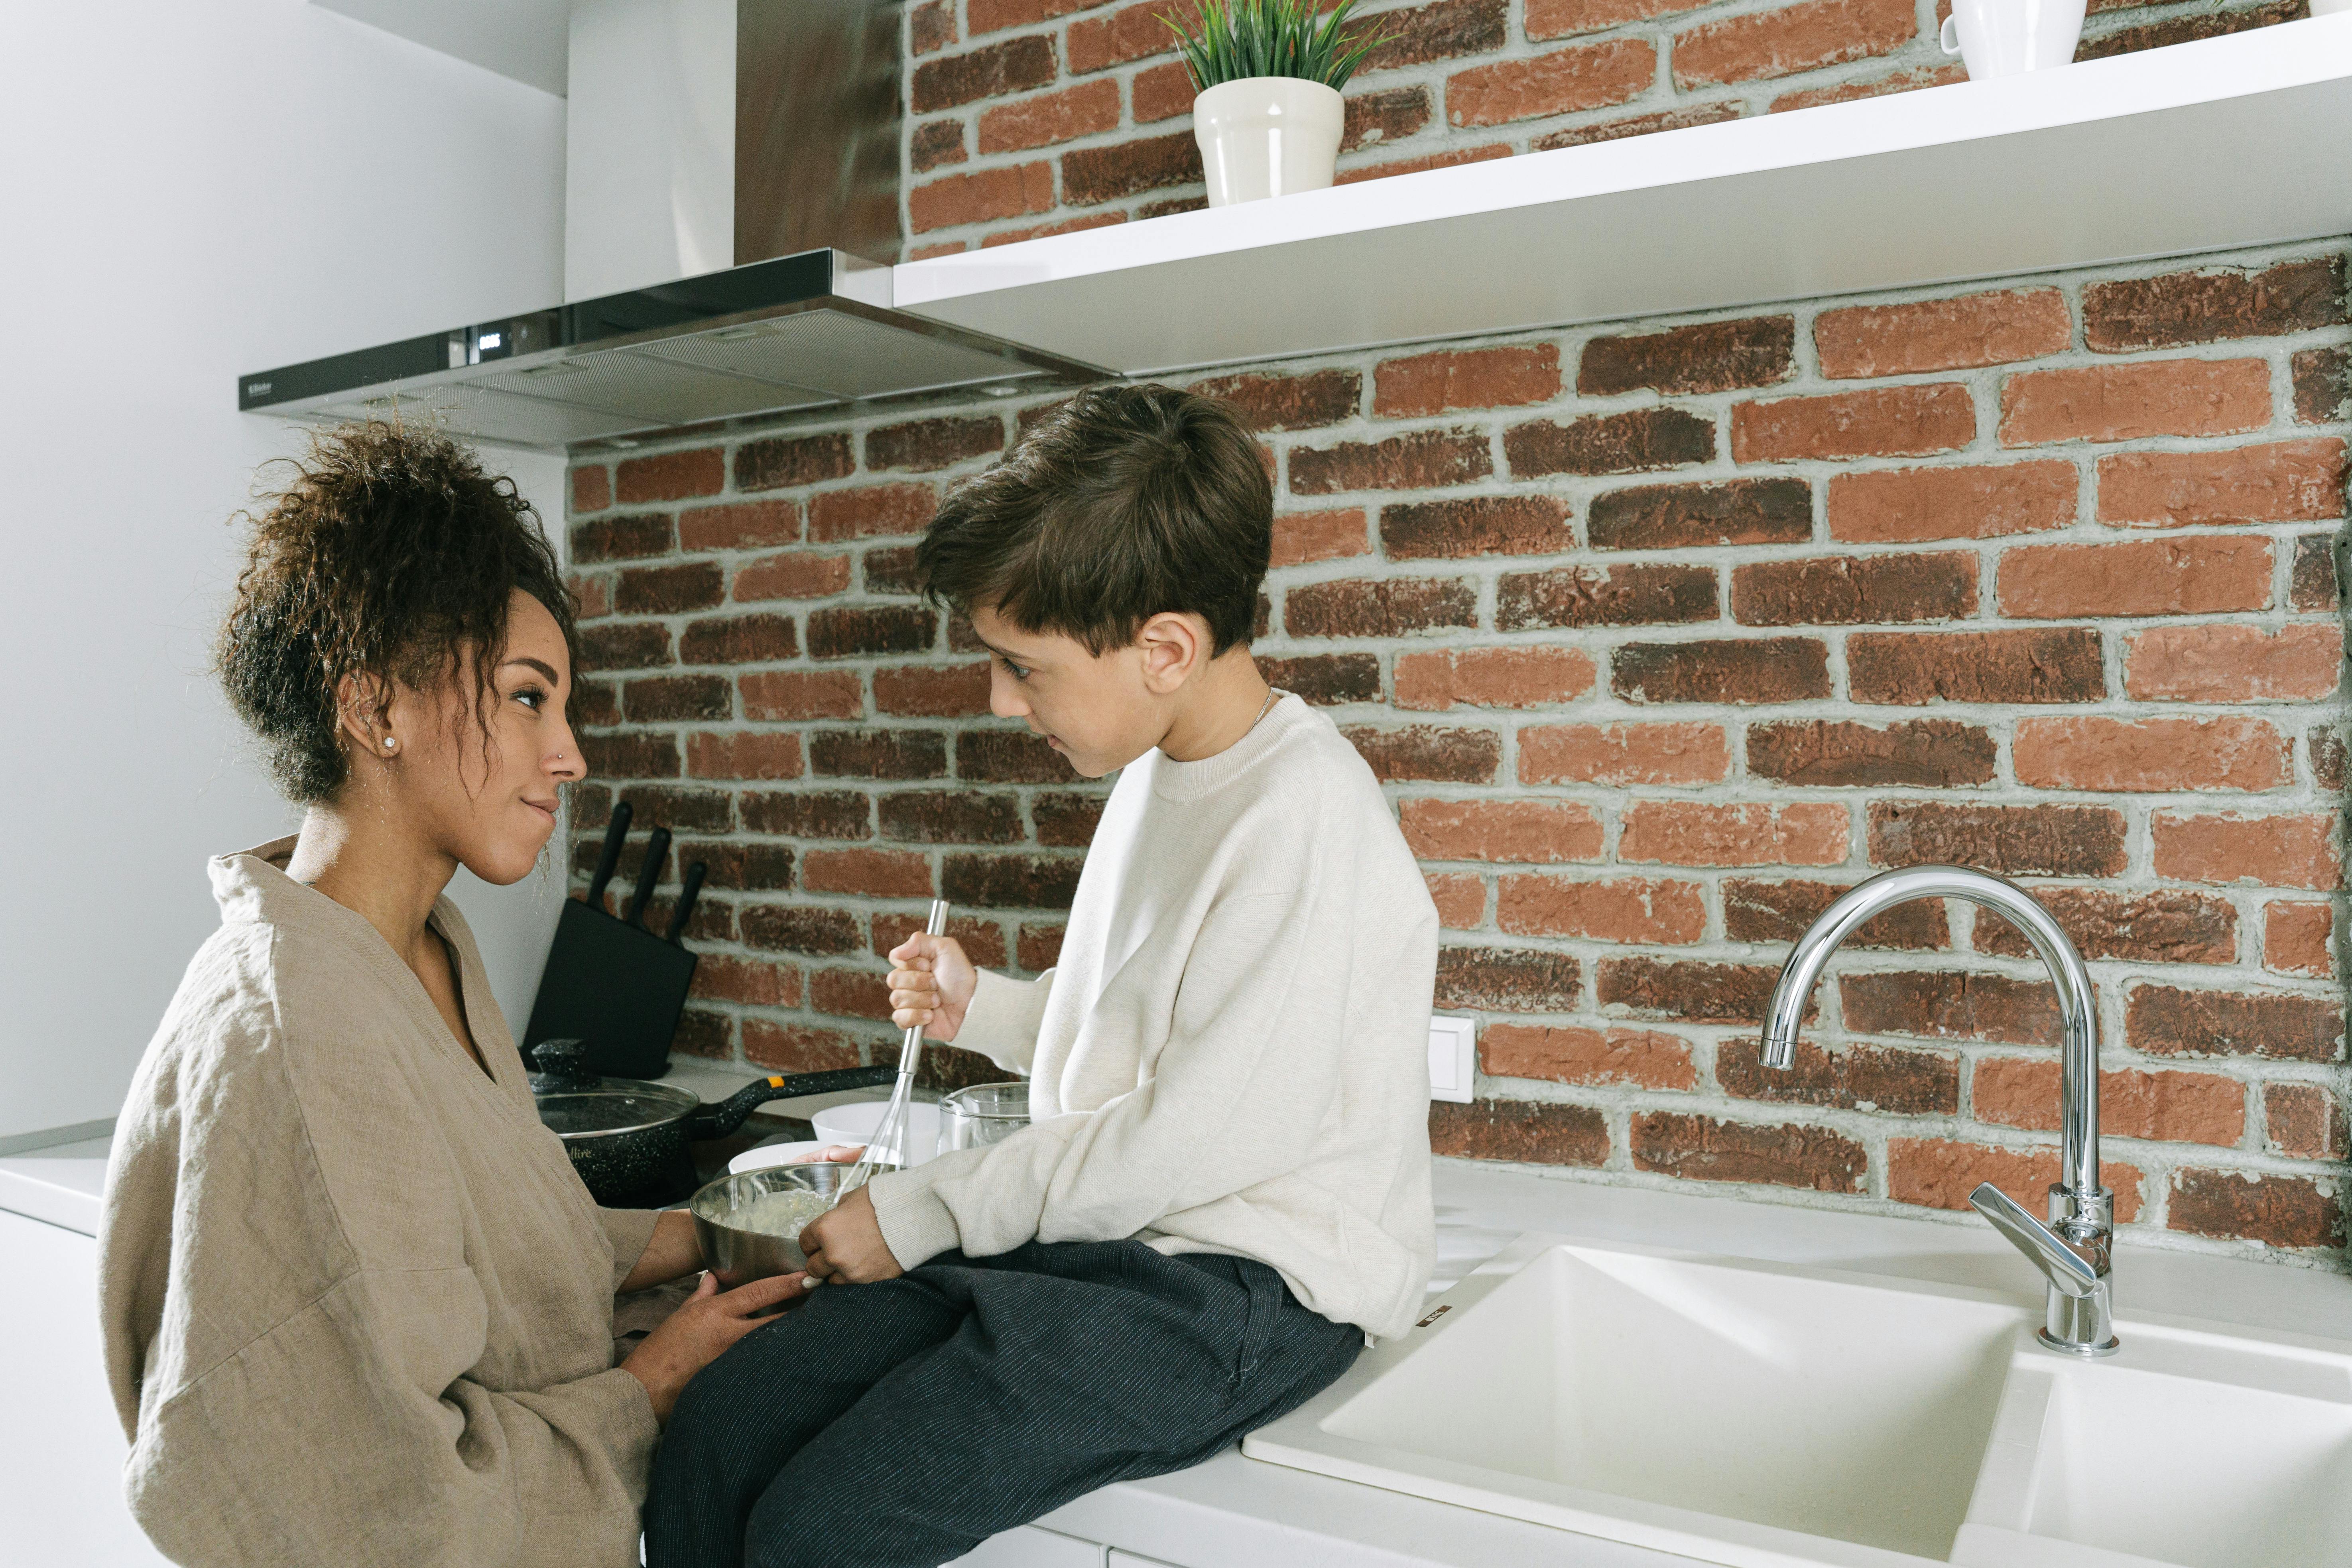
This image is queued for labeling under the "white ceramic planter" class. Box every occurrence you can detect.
[1192,76,1344,207]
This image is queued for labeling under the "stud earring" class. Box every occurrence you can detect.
[383,737,396,750]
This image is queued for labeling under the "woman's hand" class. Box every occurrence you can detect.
[886,933,977,1041]
[620,1272,807,1423]
[798,1184,903,1285]
[617,1209,704,1293]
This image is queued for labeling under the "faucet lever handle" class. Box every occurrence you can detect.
[1969,1182,2101,1300]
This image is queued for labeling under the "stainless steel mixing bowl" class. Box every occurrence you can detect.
[690,1161,898,1287]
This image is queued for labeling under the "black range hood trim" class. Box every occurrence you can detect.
[238,331,455,411]
[563,250,842,344]
[236,250,1108,439]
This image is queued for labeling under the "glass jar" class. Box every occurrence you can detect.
[937,1080,1030,1155]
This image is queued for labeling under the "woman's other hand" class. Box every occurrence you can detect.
[620,1272,807,1423]
[886,933,976,1041]
[797,1185,903,1285]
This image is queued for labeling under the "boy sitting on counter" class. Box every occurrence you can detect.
[642,383,1440,1568]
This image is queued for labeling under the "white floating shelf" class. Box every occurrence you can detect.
[893,20,2352,377]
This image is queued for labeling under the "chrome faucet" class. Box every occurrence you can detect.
[1760,865,2119,1357]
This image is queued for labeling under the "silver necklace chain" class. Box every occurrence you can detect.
[1248,685,1279,732]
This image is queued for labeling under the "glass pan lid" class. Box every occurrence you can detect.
[534,1079,699,1139]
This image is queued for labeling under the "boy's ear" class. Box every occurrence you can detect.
[1134,611,1207,694]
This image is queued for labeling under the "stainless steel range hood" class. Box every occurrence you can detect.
[240,0,1104,449]
[237,250,1102,448]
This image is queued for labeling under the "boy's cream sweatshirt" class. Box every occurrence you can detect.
[868,693,1440,1340]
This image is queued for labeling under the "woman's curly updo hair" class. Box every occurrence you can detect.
[218,421,579,804]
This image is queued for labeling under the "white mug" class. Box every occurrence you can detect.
[1940,0,2087,79]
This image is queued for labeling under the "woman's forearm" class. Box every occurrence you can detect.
[618,1209,703,1292]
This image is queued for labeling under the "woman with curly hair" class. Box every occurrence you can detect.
[98,423,796,1568]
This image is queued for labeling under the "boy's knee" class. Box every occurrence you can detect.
[741,1476,890,1568]
[657,1377,730,1460]
[745,1452,984,1568]
[651,1367,776,1502]
[742,1532,826,1568]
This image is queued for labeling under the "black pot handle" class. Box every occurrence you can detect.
[528,1038,604,1093]
[687,1064,899,1141]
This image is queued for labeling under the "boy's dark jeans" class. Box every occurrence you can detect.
[642,1238,1364,1568]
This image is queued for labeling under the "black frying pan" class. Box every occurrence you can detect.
[527,1039,894,1204]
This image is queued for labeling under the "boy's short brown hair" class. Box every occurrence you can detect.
[915,382,1271,656]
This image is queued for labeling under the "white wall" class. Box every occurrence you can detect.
[0,1,573,1138]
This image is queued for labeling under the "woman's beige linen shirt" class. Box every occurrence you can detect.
[99,840,663,1568]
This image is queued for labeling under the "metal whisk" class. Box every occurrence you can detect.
[841,897,949,1196]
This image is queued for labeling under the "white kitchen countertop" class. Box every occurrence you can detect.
[9,1117,2345,1566]
[0,1121,112,1234]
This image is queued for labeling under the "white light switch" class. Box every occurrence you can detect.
[1428,1015,1476,1104]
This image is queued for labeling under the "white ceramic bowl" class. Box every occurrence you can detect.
[728,1139,831,1175]
[809,1100,942,1167]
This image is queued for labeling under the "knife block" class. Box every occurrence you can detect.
[521,896,699,1079]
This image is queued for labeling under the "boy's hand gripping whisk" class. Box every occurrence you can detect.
[842,898,949,1196]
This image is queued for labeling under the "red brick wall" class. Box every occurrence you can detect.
[567,243,2352,1263]
[898,0,2308,254]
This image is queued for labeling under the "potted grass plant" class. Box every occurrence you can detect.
[1165,0,1392,207]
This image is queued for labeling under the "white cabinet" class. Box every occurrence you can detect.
[947,1523,1108,1566]
[0,1208,171,1565]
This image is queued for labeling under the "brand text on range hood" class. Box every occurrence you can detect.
[237,250,1103,448]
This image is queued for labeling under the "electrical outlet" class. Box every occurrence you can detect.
[1427,1015,1476,1104]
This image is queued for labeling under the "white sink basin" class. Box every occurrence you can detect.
[1248,1234,2032,1567]
[1244,1232,2352,1568]
[1955,1322,2352,1568]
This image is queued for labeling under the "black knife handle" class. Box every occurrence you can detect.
[665,861,707,944]
[585,801,632,912]
[625,826,670,929]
